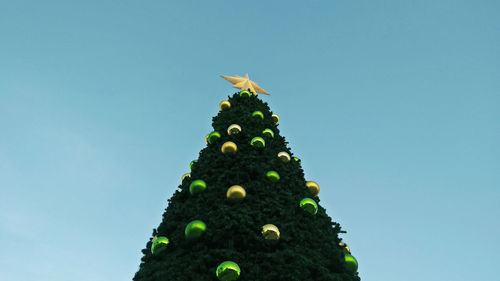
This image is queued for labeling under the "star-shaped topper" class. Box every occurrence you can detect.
[221,73,270,95]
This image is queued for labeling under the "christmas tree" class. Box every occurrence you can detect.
[133,74,360,281]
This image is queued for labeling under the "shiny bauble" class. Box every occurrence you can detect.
[239,90,252,97]
[219,100,231,110]
[252,111,264,119]
[261,224,280,240]
[266,171,280,182]
[221,141,238,154]
[305,181,320,196]
[339,242,351,254]
[189,180,207,195]
[277,152,291,163]
[207,131,221,144]
[262,128,274,138]
[250,137,265,148]
[216,261,241,281]
[299,198,318,215]
[344,254,358,273]
[227,124,242,135]
[185,220,206,239]
[151,236,169,255]
[271,113,279,125]
[226,185,246,200]
[181,173,191,183]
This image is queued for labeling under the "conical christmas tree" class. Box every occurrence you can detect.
[133,75,360,281]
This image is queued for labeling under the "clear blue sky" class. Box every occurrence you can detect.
[0,1,498,280]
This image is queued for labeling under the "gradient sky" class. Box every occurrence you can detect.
[0,1,499,280]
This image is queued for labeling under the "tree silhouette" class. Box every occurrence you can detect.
[133,90,360,281]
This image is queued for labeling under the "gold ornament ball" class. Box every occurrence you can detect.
[345,245,351,254]
[227,124,242,135]
[219,100,231,111]
[277,152,291,163]
[226,185,246,200]
[339,242,351,254]
[261,224,280,240]
[305,181,320,196]
[221,141,238,154]
[271,113,279,125]
[181,173,191,183]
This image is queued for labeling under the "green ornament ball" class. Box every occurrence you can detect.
[189,180,207,195]
[207,131,221,144]
[239,90,252,97]
[252,111,264,119]
[185,220,206,239]
[151,236,169,255]
[299,198,318,215]
[190,160,198,170]
[266,171,280,182]
[216,261,241,281]
[221,141,238,154]
[250,137,265,148]
[344,254,358,273]
[293,157,301,164]
[262,128,274,138]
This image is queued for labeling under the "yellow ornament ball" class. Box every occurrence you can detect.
[219,100,231,111]
[345,245,351,254]
[277,152,291,163]
[226,185,246,200]
[271,113,279,125]
[227,124,242,135]
[261,224,280,240]
[221,141,238,154]
[305,181,320,196]
[339,242,351,254]
[181,173,191,183]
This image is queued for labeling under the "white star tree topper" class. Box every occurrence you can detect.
[220,73,270,95]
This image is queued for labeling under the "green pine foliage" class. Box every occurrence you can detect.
[133,92,360,281]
